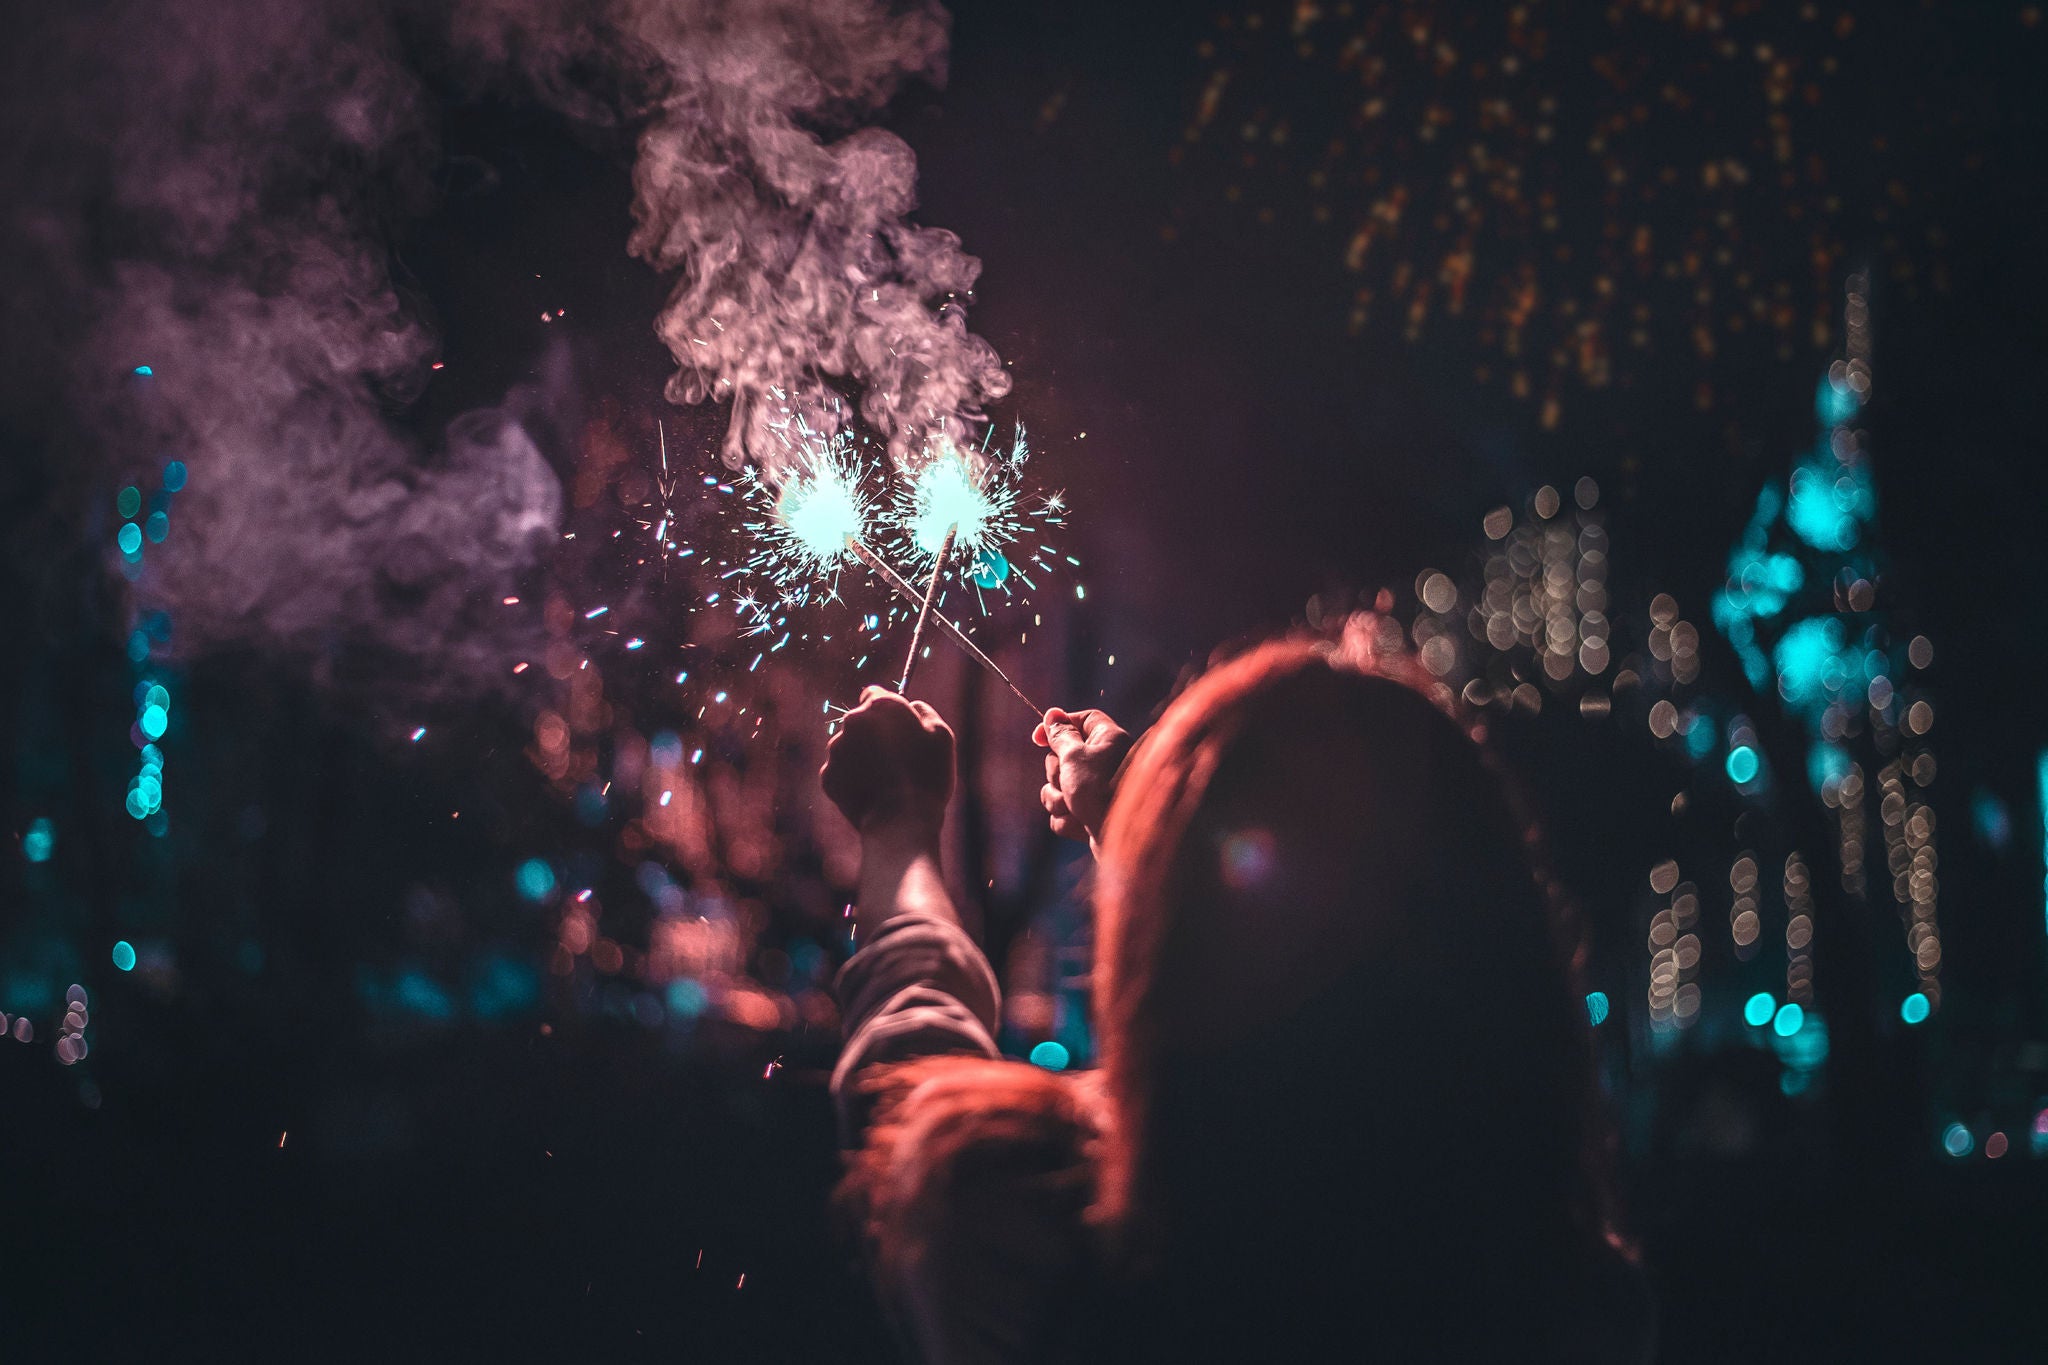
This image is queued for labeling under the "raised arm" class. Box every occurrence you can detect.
[822,686,961,943]
[822,688,1003,1144]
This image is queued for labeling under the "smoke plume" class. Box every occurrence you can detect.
[1,0,1002,697]
[457,0,1010,471]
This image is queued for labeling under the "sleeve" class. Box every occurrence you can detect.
[831,914,1004,1143]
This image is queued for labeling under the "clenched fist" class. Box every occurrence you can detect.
[821,687,955,840]
[1032,706,1133,844]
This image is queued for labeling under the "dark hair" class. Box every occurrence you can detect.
[849,637,1633,1360]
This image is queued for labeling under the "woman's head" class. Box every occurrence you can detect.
[1091,640,1611,1303]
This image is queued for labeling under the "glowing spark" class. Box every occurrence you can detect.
[888,427,1031,568]
[905,448,1001,555]
[732,425,878,632]
[779,465,866,565]
[872,424,1072,619]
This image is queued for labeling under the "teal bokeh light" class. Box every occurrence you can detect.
[1726,745,1760,785]
[1808,742,1852,793]
[970,548,1011,589]
[1900,992,1930,1025]
[1584,991,1610,1026]
[1772,1002,1806,1037]
[117,486,142,518]
[139,704,168,740]
[1774,617,1847,711]
[1817,375,1858,426]
[1029,1040,1071,1071]
[515,858,556,902]
[1684,718,1716,762]
[117,522,143,555]
[1743,992,1777,1027]
[665,977,708,1019]
[1942,1122,1973,1158]
[112,941,137,972]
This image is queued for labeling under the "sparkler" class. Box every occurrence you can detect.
[704,418,1058,716]
[884,424,1071,620]
[890,430,1022,571]
[734,427,876,633]
[899,523,956,691]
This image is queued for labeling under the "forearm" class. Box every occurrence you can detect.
[855,824,958,944]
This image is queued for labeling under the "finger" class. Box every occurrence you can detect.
[848,690,916,729]
[909,699,940,724]
[1077,710,1123,742]
[1046,721,1086,761]
[1040,783,1070,817]
[1045,752,1060,784]
[1031,722,1049,748]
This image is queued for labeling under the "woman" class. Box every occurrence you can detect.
[822,638,1652,1363]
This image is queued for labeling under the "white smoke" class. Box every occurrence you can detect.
[455,0,1010,471]
[0,0,1003,697]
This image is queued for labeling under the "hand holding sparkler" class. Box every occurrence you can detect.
[1033,707,1132,845]
[821,686,955,840]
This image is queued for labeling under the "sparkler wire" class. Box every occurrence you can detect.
[899,523,957,692]
[845,536,1041,716]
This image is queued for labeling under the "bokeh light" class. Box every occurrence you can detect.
[515,859,556,903]
[1028,1040,1070,1071]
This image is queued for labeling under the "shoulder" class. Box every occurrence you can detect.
[850,1059,1100,1247]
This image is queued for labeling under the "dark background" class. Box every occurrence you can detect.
[5,2,2048,1359]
